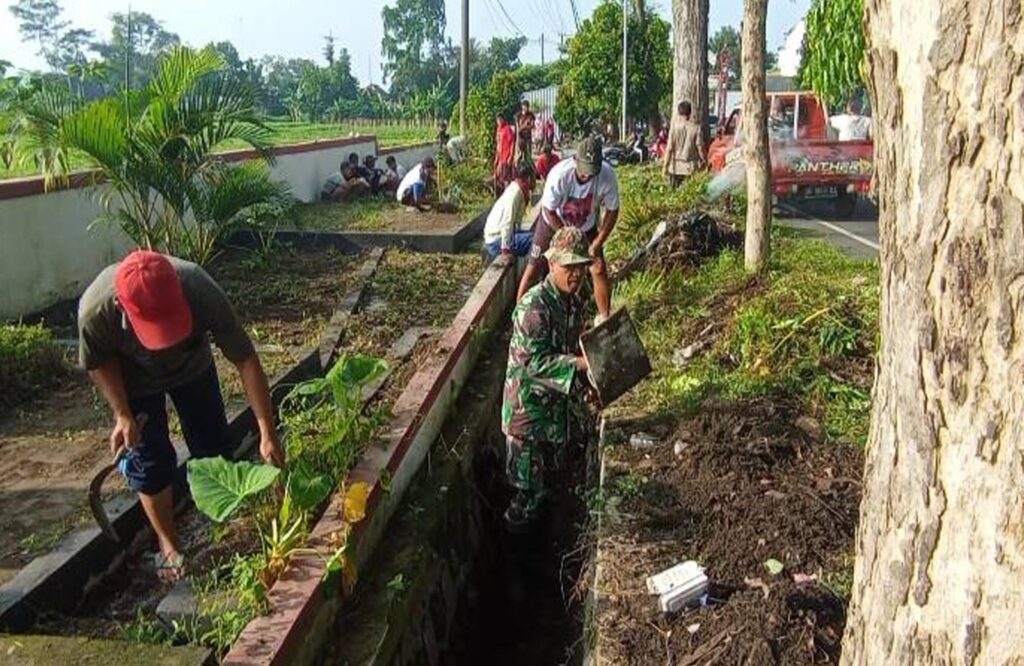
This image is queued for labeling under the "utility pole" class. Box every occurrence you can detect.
[459,0,469,135]
[621,0,628,141]
[541,33,545,65]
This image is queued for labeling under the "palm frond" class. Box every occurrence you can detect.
[58,98,129,174]
[147,45,225,102]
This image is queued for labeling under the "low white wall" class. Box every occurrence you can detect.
[267,138,376,203]
[381,143,437,171]
[0,185,128,320]
[0,139,433,319]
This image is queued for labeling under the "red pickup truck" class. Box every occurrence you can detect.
[707,91,873,217]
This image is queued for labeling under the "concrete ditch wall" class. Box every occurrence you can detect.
[222,256,519,666]
[0,138,433,319]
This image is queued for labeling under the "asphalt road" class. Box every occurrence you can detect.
[776,197,880,260]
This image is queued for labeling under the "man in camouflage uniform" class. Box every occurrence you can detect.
[502,226,594,531]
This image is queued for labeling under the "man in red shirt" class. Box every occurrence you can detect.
[494,113,516,195]
[534,141,561,183]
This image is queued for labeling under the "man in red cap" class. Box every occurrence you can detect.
[78,250,284,580]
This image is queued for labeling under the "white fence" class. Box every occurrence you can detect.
[0,138,435,320]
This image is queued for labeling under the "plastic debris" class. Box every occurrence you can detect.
[630,432,659,450]
[645,560,709,613]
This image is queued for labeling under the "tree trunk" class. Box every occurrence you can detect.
[671,0,709,140]
[841,1,1024,663]
[741,0,770,273]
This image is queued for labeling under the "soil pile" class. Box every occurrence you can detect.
[613,211,742,281]
[597,399,863,665]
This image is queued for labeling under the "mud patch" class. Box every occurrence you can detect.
[596,399,862,665]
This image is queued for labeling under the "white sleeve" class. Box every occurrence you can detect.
[539,167,564,212]
[600,168,620,211]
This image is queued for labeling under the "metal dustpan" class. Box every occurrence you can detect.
[580,308,651,406]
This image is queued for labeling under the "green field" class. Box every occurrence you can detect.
[0,121,435,180]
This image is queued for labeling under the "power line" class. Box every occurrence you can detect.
[492,0,527,37]
[568,0,581,28]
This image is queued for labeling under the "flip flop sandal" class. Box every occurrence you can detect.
[149,552,186,581]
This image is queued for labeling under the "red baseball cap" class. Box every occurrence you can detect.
[114,250,194,350]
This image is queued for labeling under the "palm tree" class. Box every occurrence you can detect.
[13,46,291,265]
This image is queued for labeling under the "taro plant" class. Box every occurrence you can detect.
[280,354,389,480]
[11,45,292,265]
[187,457,281,524]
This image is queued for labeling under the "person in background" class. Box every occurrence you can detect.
[542,116,556,146]
[437,121,450,150]
[483,163,535,264]
[385,155,407,180]
[501,226,593,532]
[517,136,620,323]
[396,156,437,211]
[662,101,706,187]
[494,114,517,195]
[381,155,405,194]
[829,99,872,141]
[534,141,561,183]
[515,99,536,165]
[362,155,386,195]
[321,161,370,202]
[78,250,284,581]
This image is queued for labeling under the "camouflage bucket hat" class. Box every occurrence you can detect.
[575,136,603,176]
[544,227,593,266]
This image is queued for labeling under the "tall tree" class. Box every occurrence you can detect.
[741,0,770,273]
[556,1,672,137]
[842,0,1024,662]
[10,0,93,72]
[380,0,448,100]
[322,34,335,67]
[91,12,180,89]
[711,24,779,92]
[671,0,709,138]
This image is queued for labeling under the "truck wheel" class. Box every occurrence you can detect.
[834,192,857,218]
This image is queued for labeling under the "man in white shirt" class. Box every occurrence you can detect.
[516,136,620,321]
[829,100,872,141]
[483,163,535,263]
[396,157,437,211]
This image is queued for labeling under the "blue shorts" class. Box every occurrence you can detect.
[118,363,232,495]
[400,181,426,205]
[484,230,535,261]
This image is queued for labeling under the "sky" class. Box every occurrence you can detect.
[0,0,812,85]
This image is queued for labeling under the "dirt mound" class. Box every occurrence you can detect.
[597,398,863,665]
[613,211,742,281]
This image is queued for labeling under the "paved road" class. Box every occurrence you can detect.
[776,198,880,260]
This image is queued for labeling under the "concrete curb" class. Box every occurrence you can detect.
[222,256,518,666]
[317,248,385,369]
[227,206,489,255]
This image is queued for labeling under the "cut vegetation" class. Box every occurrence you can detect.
[592,165,878,665]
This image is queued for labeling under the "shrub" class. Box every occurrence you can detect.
[0,324,66,414]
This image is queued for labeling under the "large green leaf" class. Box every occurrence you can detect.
[187,457,281,523]
[288,467,334,512]
[327,355,388,389]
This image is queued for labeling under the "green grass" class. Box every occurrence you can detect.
[0,121,434,180]
[0,323,68,415]
[284,198,395,232]
[608,165,879,445]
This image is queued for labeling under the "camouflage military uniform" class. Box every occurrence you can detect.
[501,276,589,528]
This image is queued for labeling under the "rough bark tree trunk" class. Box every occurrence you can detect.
[841,1,1024,663]
[742,0,771,273]
[671,0,709,140]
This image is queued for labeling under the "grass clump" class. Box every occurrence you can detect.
[609,166,879,445]
[0,323,67,415]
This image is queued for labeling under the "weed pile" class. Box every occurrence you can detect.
[0,323,67,415]
[613,210,742,282]
[592,165,878,664]
[598,398,862,664]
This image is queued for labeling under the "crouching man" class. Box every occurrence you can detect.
[501,227,593,532]
[78,250,284,581]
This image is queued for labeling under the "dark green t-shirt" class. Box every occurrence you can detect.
[77,257,254,397]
